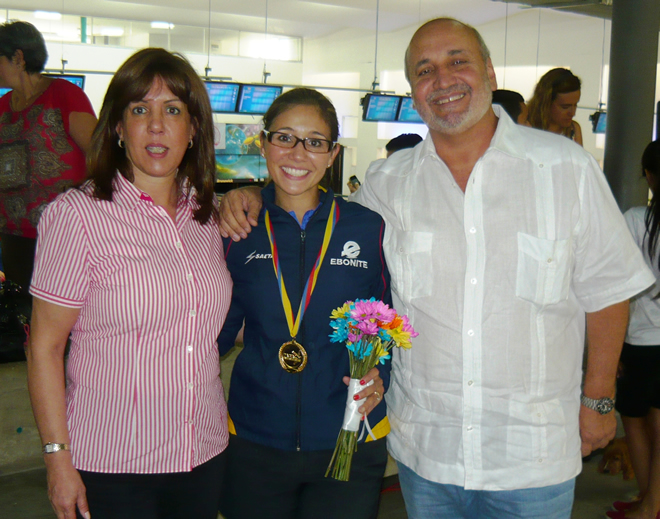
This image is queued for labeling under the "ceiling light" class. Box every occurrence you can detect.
[151,22,174,30]
[34,11,62,20]
[100,27,124,37]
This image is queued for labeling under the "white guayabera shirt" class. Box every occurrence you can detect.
[353,106,654,491]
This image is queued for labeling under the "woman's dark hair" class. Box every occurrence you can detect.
[527,68,581,131]
[0,21,48,73]
[642,140,660,266]
[386,133,423,154]
[492,89,525,122]
[262,87,339,142]
[87,47,217,224]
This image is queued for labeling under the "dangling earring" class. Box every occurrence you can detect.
[188,139,193,149]
[118,138,124,149]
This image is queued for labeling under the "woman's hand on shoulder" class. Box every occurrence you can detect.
[343,366,385,417]
[218,186,263,241]
[44,453,90,519]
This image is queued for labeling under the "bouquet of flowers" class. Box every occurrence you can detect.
[325,298,417,481]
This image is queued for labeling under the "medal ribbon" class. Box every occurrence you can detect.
[265,200,339,340]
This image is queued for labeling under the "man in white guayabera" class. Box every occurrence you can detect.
[217,17,654,519]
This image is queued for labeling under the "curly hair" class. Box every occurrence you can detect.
[86,48,217,224]
[527,68,581,132]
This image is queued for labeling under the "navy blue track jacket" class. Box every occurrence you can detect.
[218,184,392,451]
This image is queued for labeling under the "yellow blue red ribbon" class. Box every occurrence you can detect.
[265,200,339,340]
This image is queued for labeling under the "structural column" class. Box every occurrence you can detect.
[603,0,660,211]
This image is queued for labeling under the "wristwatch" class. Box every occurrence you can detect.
[42,442,70,454]
[580,395,615,415]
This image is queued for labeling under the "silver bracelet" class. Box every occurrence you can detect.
[42,442,70,454]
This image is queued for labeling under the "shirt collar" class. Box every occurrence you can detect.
[418,104,529,164]
[488,104,528,160]
[262,182,332,224]
[110,172,195,213]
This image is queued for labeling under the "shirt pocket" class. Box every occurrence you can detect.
[388,231,433,301]
[516,233,571,306]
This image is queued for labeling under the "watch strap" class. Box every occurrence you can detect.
[580,395,615,414]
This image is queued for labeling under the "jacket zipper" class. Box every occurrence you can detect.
[296,229,306,451]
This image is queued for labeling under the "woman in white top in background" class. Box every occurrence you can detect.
[612,139,660,519]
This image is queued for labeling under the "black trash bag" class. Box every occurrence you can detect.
[0,279,29,363]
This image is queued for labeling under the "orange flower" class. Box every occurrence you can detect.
[385,315,403,330]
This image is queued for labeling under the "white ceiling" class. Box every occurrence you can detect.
[2,0,530,39]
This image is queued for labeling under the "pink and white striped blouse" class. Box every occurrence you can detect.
[30,174,232,474]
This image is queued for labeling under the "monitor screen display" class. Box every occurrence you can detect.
[237,85,283,115]
[595,111,607,133]
[363,94,400,122]
[204,81,240,113]
[0,88,11,97]
[44,74,85,89]
[397,97,424,123]
[215,123,268,182]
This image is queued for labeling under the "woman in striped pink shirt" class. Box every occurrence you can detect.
[26,48,232,519]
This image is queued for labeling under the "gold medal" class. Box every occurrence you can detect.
[279,340,308,373]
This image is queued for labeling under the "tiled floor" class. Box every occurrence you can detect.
[0,453,638,518]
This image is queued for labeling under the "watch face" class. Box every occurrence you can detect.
[596,398,614,414]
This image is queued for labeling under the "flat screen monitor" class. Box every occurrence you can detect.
[44,73,85,90]
[590,111,607,134]
[215,123,268,183]
[362,94,400,122]
[237,84,283,115]
[204,81,240,113]
[397,96,424,123]
[0,88,11,97]
[595,111,607,133]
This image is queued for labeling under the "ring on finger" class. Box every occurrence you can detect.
[373,391,381,401]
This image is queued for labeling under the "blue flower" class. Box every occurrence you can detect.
[378,329,392,342]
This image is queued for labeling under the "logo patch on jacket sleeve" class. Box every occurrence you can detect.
[330,241,368,268]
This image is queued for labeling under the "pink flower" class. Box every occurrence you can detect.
[371,300,396,323]
[350,300,379,322]
[348,331,363,343]
[350,299,396,323]
[356,319,379,335]
[401,315,419,337]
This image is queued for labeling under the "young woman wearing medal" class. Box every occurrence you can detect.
[217,87,392,519]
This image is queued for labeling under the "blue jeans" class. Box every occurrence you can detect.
[397,462,575,519]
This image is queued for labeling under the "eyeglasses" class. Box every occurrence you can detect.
[263,130,335,154]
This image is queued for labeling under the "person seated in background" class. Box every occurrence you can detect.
[347,133,423,193]
[528,67,583,145]
[492,89,530,126]
[0,21,97,314]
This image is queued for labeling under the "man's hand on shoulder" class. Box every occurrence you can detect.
[218,186,263,241]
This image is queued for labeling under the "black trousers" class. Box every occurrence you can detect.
[220,435,388,519]
[75,451,226,519]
